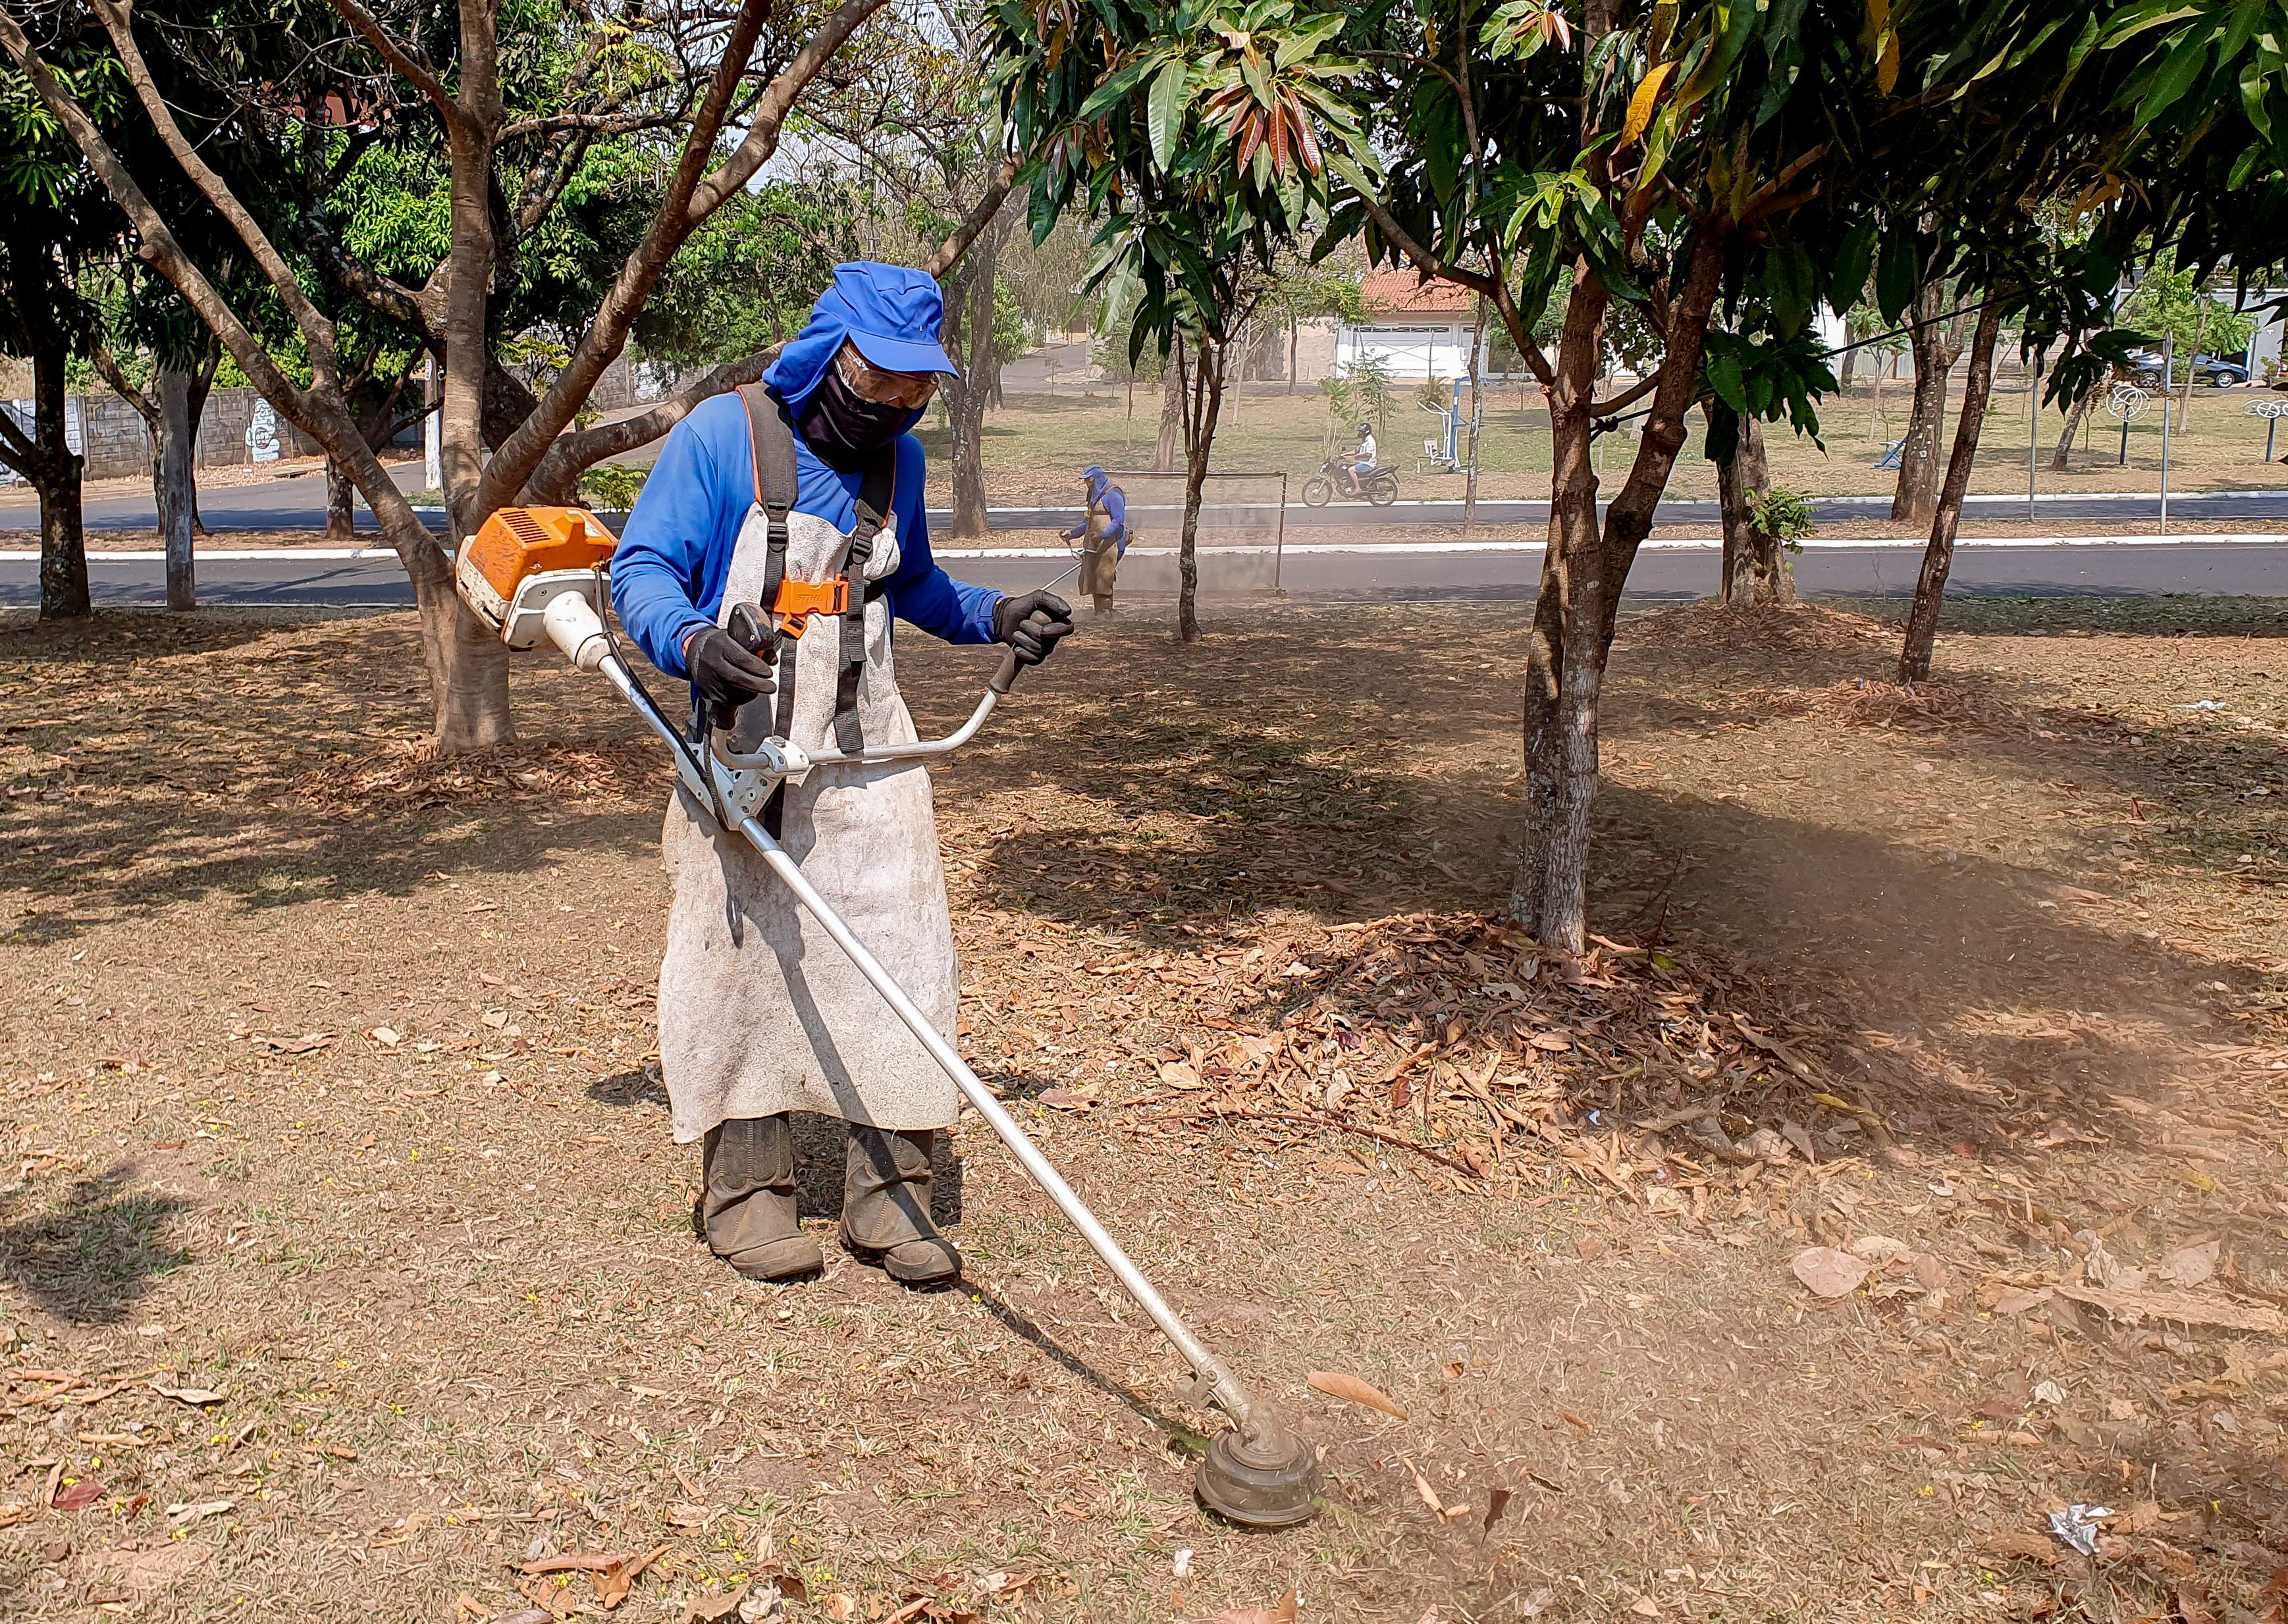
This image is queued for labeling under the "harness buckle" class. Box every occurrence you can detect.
[770,575,849,639]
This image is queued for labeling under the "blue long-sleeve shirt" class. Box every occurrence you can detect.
[1063,483,1126,548]
[610,392,1001,679]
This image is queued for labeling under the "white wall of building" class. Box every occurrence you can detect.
[1334,320,1487,380]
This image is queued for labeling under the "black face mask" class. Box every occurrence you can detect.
[797,369,917,470]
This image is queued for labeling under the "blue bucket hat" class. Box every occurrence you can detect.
[764,262,959,411]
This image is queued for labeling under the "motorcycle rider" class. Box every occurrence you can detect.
[1341,421,1377,498]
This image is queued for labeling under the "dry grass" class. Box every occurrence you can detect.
[1,596,2285,1623]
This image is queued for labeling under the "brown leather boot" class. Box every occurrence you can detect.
[700,1115,823,1282]
[841,1124,959,1286]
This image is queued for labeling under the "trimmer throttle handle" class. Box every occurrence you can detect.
[988,647,1023,696]
[727,602,778,660]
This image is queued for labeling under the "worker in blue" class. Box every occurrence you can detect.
[1059,465,1127,614]
[612,261,1075,1290]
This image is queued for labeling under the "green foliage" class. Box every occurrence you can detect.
[1329,354,1395,432]
[578,462,648,511]
[993,280,1033,365]
[1265,253,1364,325]
[1749,485,1817,550]
[633,183,860,370]
[2119,255,2260,369]
[988,0,1371,360]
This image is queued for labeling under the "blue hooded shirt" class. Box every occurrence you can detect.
[1083,465,1127,548]
[610,263,1001,679]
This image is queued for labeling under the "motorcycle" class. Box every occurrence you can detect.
[1300,455,1399,508]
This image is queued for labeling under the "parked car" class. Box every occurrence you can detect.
[2125,349,2252,388]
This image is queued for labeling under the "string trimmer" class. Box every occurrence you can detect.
[454,506,1322,1529]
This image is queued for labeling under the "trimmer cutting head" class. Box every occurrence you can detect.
[1196,1412,1323,1528]
[458,506,618,648]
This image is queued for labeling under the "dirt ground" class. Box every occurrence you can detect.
[1,594,2284,1623]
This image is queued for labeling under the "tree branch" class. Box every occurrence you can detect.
[920,157,1019,276]
[1740,146,1826,223]
[0,406,36,467]
[500,107,690,140]
[321,0,454,122]
[1347,186,1555,388]
[517,346,785,503]
[92,344,161,427]
[85,0,338,383]
[302,211,440,338]
[0,8,437,575]
[1587,373,1661,416]
[480,0,893,513]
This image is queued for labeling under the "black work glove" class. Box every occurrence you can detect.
[685,623,776,727]
[992,590,1076,668]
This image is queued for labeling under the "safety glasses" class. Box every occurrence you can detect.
[834,343,938,409]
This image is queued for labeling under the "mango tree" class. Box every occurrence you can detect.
[994,0,1884,949]
[1,0,1012,753]
[987,0,1365,641]
[1863,0,2288,681]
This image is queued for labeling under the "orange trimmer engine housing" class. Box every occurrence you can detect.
[456,506,619,649]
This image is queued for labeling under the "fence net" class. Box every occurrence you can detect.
[1086,470,1287,592]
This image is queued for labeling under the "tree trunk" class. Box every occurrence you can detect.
[1514,234,1726,954]
[392,508,514,753]
[1463,295,1486,531]
[942,237,999,540]
[187,347,215,536]
[325,454,359,542]
[1176,333,1226,643]
[1707,401,1753,604]
[1839,325,1859,389]
[1157,347,1184,472]
[1286,315,1298,396]
[1892,285,1953,524]
[155,370,198,610]
[2175,300,2206,433]
[26,338,89,620]
[1898,302,2003,683]
[2049,390,2090,471]
[1709,412,1792,606]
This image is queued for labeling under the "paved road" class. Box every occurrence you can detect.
[7,538,2282,609]
[7,459,2287,534]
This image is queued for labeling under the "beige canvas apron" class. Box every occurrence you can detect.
[1078,501,1121,602]
[655,491,961,1143]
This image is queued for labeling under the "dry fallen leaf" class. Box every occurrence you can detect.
[2158,1240,2219,1288]
[1410,1461,1453,1520]
[52,1479,103,1511]
[1306,1369,1408,1420]
[681,1585,747,1623]
[1208,1592,1299,1624]
[1981,1531,2063,1568]
[149,1382,225,1407]
[1791,1247,1871,1299]
[2056,1284,2287,1334]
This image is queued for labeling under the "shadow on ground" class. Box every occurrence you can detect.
[0,1165,192,1326]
